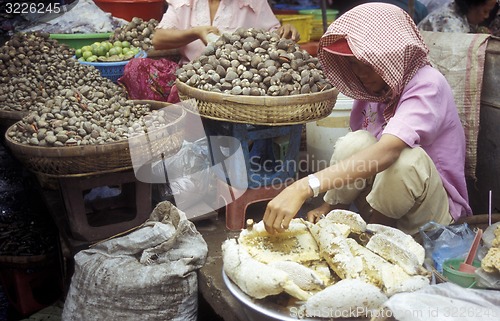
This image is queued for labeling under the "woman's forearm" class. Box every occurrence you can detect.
[314,134,405,194]
[153,26,220,50]
[152,28,201,50]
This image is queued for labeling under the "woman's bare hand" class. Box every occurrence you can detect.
[306,202,334,223]
[263,179,311,234]
[277,23,300,42]
[194,26,220,45]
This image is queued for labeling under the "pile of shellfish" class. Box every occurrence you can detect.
[0,31,79,112]
[0,31,121,113]
[109,17,158,51]
[7,87,171,147]
[176,28,332,96]
[1,32,172,147]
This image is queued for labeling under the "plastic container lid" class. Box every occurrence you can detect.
[49,33,112,49]
[298,9,338,21]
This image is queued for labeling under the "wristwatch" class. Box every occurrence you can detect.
[308,174,320,198]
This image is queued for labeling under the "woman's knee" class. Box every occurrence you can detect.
[374,147,435,198]
[386,147,431,177]
[331,130,377,164]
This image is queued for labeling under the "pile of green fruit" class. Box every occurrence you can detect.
[75,40,141,62]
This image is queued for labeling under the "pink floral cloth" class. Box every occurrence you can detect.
[118,58,180,103]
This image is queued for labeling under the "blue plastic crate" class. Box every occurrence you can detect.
[76,50,147,82]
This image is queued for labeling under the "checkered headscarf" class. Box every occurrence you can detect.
[318,3,430,122]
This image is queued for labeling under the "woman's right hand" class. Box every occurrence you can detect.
[278,23,300,42]
[193,26,220,45]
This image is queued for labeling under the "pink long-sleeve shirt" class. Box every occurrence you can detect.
[157,0,281,64]
[350,65,472,221]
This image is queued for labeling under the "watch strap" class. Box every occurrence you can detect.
[308,174,320,198]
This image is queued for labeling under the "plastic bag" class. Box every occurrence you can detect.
[383,282,500,321]
[118,57,179,103]
[419,221,476,272]
[20,0,125,34]
[151,138,217,215]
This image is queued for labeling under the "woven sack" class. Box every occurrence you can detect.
[61,201,208,321]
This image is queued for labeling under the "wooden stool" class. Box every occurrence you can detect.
[203,119,302,230]
[57,169,152,242]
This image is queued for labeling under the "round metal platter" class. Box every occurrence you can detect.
[222,270,328,321]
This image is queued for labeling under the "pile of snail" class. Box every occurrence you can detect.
[109,17,158,51]
[1,32,172,147]
[176,28,332,96]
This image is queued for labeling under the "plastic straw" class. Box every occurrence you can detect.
[489,190,492,226]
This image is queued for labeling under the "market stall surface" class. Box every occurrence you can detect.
[0,139,322,321]
[0,199,317,321]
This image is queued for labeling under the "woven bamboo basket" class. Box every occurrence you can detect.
[0,110,28,136]
[4,102,185,178]
[176,79,339,125]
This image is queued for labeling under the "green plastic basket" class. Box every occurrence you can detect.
[298,9,338,21]
[442,258,481,288]
[49,33,112,49]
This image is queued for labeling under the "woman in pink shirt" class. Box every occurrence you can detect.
[263,3,472,235]
[152,0,299,65]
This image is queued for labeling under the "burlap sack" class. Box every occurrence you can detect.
[62,201,208,321]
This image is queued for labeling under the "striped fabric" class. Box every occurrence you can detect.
[420,31,490,179]
[318,3,430,123]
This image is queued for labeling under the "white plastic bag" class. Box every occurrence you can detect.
[383,282,500,321]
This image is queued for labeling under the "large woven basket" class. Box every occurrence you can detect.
[176,80,339,125]
[0,110,28,135]
[4,102,185,177]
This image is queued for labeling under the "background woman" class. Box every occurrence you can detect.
[152,0,299,65]
[418,0,497,33]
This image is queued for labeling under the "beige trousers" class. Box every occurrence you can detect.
[323,130,452,235]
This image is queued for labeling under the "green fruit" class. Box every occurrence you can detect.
[75,49,82,58]
[96,45,107,57]
[121,41,131,48]
[103,41,113,51]
[113,41,123,48]
[82,51,93,59]
[110,55,121,61]
[81,45,92,52]
[123,52,135,60]
[108,47,119,56]
[86,55,98,62]
[122,47,130,55]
